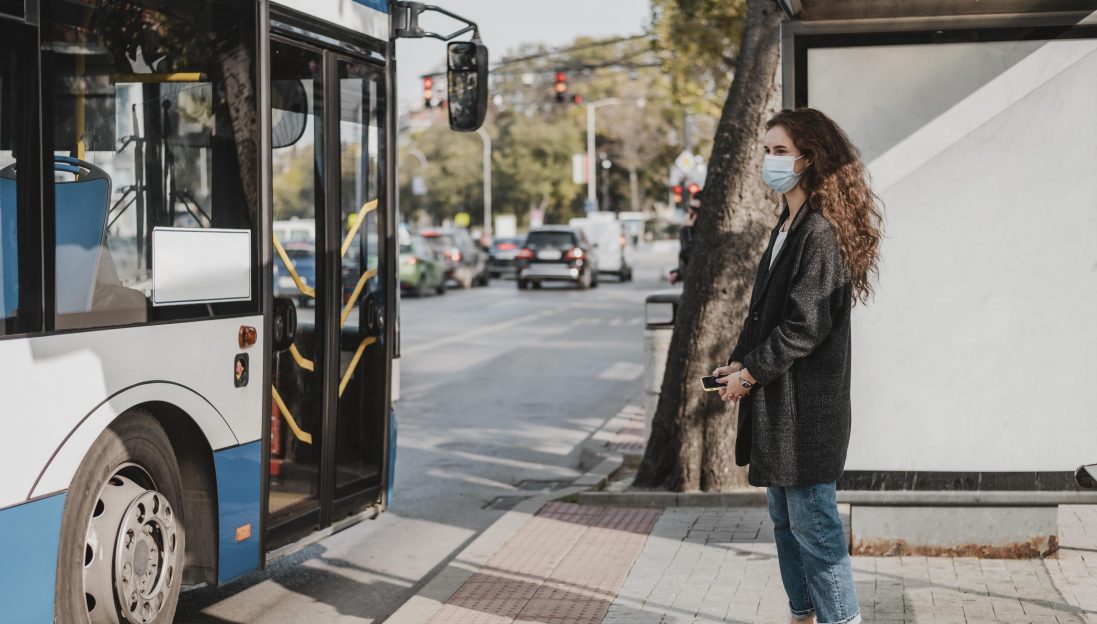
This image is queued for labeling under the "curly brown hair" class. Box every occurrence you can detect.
[766,108,884,304]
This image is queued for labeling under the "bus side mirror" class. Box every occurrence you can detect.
[272,296,297,352]
[447,40,488,132]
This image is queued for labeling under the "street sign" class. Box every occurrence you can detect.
[572,153,588,184]
[455,212,471,227]
[673,150,696,175]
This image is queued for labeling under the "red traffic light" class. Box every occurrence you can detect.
[554,71,568,101]
[687,183,701,196]
[571,94,583,105]
[672,185,683,203]
[423,76,434,108]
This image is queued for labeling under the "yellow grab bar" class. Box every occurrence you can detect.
[341,268,377,327]
[273,234,316,299]
[271,386,313,444]
[288,343,315,372]
[339,336,377,397]
[341,199,379,258]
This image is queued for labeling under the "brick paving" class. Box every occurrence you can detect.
[604,505,1097,624]
[427,502,661,624]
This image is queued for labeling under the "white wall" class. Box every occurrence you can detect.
[807,39,1097,472]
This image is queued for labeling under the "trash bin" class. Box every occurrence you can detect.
[644,290,681,439]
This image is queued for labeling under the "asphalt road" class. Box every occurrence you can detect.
[176,242,677,623]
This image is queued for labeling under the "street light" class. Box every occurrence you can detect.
[475,126,492,240]
[583,97,619,213]
[407,147,428,196]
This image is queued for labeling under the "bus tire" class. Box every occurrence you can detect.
[56,410,186,624]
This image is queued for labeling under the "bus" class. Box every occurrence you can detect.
[0,1,487,622]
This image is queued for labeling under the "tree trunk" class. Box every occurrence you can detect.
[635,0,784,492]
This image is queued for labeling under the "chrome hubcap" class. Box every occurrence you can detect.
[84,471,178,624]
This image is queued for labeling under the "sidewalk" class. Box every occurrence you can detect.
[388,408,1097,624]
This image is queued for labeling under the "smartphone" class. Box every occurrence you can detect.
[700,375,724,392]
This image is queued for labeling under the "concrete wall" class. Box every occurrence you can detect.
[805,38,1097,473]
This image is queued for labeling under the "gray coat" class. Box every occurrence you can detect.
[727,199,853,487]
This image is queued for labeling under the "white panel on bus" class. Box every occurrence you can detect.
[807,39,1097,473]
[273,0,388,41]
[151,228,252,306]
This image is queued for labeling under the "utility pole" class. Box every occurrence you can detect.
[600,155,611,212]
[584,98,620,213]
[476,126,492,240]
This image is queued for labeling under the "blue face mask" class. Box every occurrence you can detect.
[762,154,808,194]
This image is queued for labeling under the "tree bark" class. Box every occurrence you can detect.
[635,0,785,492]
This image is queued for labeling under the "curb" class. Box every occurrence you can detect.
[576,489,767,507]
[384,403,634,624]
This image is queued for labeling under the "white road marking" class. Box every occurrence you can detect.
[597,361,644,381]
[402,306,573,357]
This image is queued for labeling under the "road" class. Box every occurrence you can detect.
[176,242,678,623]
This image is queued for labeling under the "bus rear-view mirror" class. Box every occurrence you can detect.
[271,80,308,149]
[446,40,488,132]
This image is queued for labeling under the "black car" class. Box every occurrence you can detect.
[488,237,523,279]
[515,226,599,290]
[420,228,489,288]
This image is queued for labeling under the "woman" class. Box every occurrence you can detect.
[712,108,883,624]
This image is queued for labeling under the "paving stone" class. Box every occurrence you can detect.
[602,505,1097,624]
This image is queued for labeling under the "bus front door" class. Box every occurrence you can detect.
[268,37,388,549]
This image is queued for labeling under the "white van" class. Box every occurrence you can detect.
[569,212,632,281]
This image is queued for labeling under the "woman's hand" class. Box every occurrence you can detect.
[711,362,743,379]
[714,363,752,403]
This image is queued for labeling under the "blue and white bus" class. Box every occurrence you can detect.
[0,1,486,622]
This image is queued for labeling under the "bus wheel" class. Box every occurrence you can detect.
[56,411,185,624]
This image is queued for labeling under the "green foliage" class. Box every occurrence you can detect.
[272,146,316,220]
[401,15,747,228]
[650,0,747,114]
[493,109,584,223]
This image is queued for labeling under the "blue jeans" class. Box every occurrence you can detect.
[767,482,860,624]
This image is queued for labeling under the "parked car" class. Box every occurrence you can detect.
[274,243,316,307]
[488,237,523,279]
[400,234,447,297]
[421,227,489,288]
[515,226,599,290]
[569,213,632,281]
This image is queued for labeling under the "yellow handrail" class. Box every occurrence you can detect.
[341,268,378,327]
[339,337,377,397]
[288,343,315,372]
[341,199,379,258]
[271,386,313,444]
[110,72,207,84]
[272,234,316,298]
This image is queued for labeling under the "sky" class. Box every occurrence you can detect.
[396,0,652,109]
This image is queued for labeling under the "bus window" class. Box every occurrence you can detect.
[0,40,21,333]
[43,0,258,330]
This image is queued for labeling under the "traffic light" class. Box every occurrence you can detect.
[687,182,702,204]
[422,76,434,108]
[672,184,683,205]
[554,71,568,103]
[571,94,583,105]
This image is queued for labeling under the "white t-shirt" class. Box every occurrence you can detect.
[769,228,789,270]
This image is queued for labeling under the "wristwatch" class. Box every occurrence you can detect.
[737,372,753,389]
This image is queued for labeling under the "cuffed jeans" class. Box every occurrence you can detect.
[767,482,861,624]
